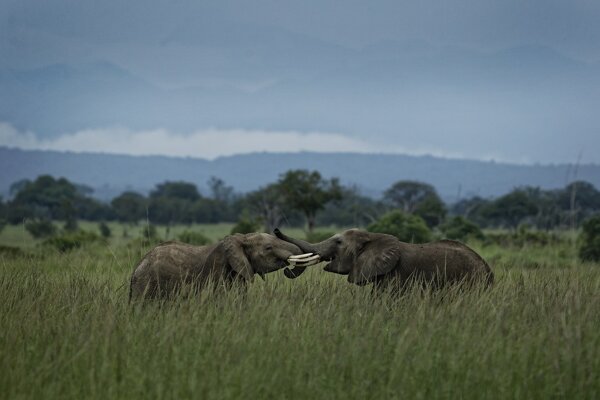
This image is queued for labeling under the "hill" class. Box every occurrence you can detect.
[1,147,598,201]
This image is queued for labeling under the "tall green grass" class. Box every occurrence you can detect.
[0,227,599,399]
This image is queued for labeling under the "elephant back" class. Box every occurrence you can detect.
[406,239,493,285]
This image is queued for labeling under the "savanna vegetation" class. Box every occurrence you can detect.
[1,172,600,398]
[0,222,599,399]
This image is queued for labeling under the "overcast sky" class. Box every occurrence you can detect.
[1,0,599,164]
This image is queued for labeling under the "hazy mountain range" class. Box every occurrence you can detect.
[2,41,598,140]
[1,147,598,202]
[3,1,600,165]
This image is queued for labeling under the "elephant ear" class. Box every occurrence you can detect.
[223,234,254,282]
[348,236,401,285]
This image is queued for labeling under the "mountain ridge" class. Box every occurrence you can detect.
[1,146,598,202]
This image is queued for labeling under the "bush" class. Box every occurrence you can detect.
[230,215,261,235]
[63,217,79,232]
[305,231,335,243]
[486,225,564,248]
[0,219,6,234]
[142,224,159,240]
[42,231,99,252]
[177,230,211,245]
[0,245,24,258]
[98,222,111,238]
[367,210,431,243]
[440,216,485,242]
[25,219,57,239]
[579,215,600,262]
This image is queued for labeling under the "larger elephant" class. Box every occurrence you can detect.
[129,232,317,300]
[276,228,493,291]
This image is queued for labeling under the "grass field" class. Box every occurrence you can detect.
[1,223,599,399]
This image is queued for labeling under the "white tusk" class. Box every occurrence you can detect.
[288,254,321,266]
[288,255,319,263]
[288,253,314,259]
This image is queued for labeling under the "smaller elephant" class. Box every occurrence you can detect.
[129,233,317,300]
[276,228,493,292]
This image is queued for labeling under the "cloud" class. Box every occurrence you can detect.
[0,123,399,160]
[1,122,536,164]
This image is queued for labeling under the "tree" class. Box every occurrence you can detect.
[148,182,205,232]
[148,197,193,228]
[150,181,200,201]
[6,175,104,225]
[383,180,447,227]
[384,181,440,212]
[579,214,600,262]
[558,181,600,211]
[367,210,431,243]
[278,170,342,232]
[481,189,539,229]
[206,177,237,222]
[111,192,147,224]
[440,216,484,242]
[9,179,30,197]
[189,198,222,223]
[558,181,600,228]
[0,197,6,232]
[208,177,234,204]
[245,183,286,232]
[413,196,447,228]
[316,186,383,227]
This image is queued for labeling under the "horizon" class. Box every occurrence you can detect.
[0,143,597,168]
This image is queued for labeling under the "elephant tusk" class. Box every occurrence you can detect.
[288,254,321,266]
[288,253,314,259]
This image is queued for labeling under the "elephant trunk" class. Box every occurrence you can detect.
[274,228,323,279]
[274,229,319,253]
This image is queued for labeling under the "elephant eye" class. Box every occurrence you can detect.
[265,245,273,251]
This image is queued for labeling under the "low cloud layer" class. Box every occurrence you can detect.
[0,123,408,160]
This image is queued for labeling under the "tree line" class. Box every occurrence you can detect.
[1,172,600,235]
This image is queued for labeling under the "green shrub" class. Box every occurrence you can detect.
[440,216,485,242]
[230,215,261,235]
[177,230,211,245]
[0,245,24,258]
[98,222,111,238]
[142,224,158,240]
[42,231,99,252]
[25,219,57,239]
[63,217,79,232]
[486,225,564,248]
[305,231,335,243]
[579,214,600,262]
[367,210,431,243]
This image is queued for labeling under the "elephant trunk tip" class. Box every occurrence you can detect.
[283,268,299,279]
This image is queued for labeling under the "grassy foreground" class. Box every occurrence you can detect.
[0,228,599,399]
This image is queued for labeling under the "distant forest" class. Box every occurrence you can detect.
[2,171,600,236]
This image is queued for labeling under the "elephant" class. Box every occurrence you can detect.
[276,228,493,292]
[129,232,319,300]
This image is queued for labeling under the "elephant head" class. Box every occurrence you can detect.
[222,233,306,281]
[274,228,402,285]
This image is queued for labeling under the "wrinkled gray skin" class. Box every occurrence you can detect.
[275,228,493,291]
[130,233,302,300]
